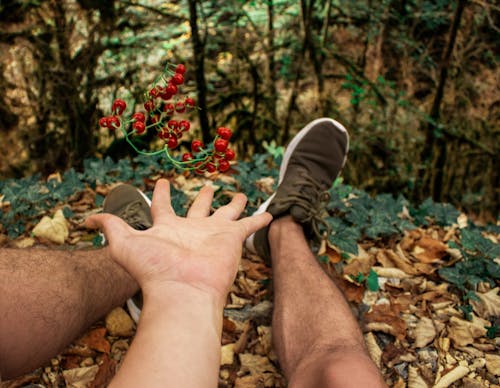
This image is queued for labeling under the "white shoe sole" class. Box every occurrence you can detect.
[101,187,152,324]
[126,189,151,323]
[245,118,349,253]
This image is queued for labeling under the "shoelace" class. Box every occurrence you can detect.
[273,171,332,241]
[118,201,152,230]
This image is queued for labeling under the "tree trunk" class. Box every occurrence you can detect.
[267,0,278,126]
[417,0,467,202]
[188,0,211,144]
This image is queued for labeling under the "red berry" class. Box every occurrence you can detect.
[112,99,127,115]
[179,120,190,132]
[167,136,178,149]
[191,139,204,153]
[218,159,230,172]
[206,162,216,173]
[132,121,146,135]
[194,161,206,174]
[185,97,195,110]
[158,130,170,140]
[163,103,175,115]
[159,87,173,101]
[175,101,185,113]
[216,127,232,140]
[144,99,155,112]
[108,116,121,130]
[166,83,178,96]
[225,149,235,161]
[149,87,159,98]
[214,138,229,152]
[171,73,184,85]
[131,112,146,122]
[167,119,178,130]
[182,152,193,162]
[175,64,186,74]
[98,117,109,128]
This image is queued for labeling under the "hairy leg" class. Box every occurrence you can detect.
[269,217,385,388]
[0,247,137,379]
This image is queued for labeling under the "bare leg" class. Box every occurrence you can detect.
[0,247,138,379]
[269,217,386,388]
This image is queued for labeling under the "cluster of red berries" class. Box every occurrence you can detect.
[182,126,234,173]
[98,63,236,174]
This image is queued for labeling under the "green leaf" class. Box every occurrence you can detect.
[486,325,499,339]
[458,304,473,321]
[367,269,380,291]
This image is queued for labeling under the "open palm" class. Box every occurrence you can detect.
[86,179,272,300]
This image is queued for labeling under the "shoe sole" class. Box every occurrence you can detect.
[101,186,151,324]
[245,118,349,253]
[126,189,151,324]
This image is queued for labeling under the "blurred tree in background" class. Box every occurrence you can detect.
[0,0,498,218]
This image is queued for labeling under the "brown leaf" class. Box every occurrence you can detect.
[447,315,488,347]
[470,287,500,318]
[105,307,135,337]
[414,317,437,348]
[326,245,342,264]
[239,353,277,376]
[221,343,235,365]
[76,327,111,354]
[412,236,447,264]
[364,302,407,340]
[334,273,365,303]
[376,248,417,275]
[62,365,99,388]
[240,258,270,280]
[90,354,116,388]
[485,353,500,376]
[342,246,374,276]
[434,365,470,388]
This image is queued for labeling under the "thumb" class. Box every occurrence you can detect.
[85,213,132,241]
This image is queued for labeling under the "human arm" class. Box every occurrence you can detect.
[85,179,272,387]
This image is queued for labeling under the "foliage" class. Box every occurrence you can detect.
[439,229,500,294]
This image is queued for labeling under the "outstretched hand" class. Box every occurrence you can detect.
[86,179,272,301]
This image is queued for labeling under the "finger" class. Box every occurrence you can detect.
[237,212,273,238]
[187,185,214,218]
[212,193,247,220]
[85,213,133,240]
[151,178,175,222]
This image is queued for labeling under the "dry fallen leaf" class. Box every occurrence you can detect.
[62,365,99,388]
[221,343,235,365]
[105,307,135,337]
[485,353,500,376]
[414,316,437,348]
[12,237,36,248]
[411,236,447,264]
[470,287,500,318]
[447,315,488,347]
[342,246,374,276]
[76,327,110,354]
[408,365,428,388]
[32,209,69,244]
[239,353,277,375]
[364,332,382,368]
[364,302,407,340]
[434,365,469,388]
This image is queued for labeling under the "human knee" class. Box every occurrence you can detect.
[289,349,386,388]
[318,352,386,388]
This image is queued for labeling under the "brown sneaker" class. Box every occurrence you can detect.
[103,184,153,323]
[245,118,349,261]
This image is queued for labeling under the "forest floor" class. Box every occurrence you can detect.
[1,172,499,388]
